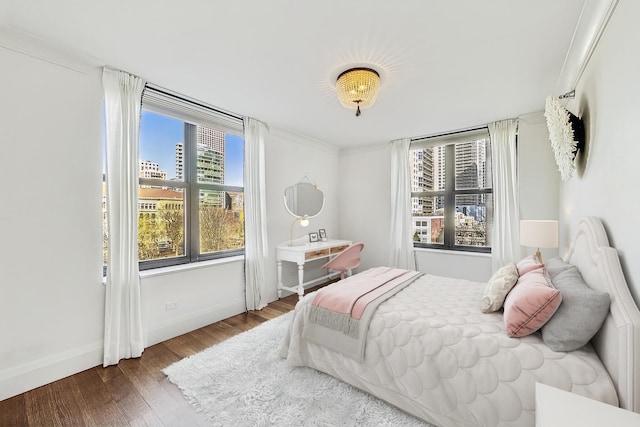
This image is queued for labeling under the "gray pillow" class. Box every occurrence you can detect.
[541,266,610,352]
[544,257,574,280]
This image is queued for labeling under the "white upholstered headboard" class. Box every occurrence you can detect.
[566,217,640,412]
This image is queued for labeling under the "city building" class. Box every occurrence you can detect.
[139,160,168,179]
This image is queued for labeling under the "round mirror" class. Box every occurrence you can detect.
[283,182,324,219]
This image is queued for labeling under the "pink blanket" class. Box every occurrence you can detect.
[304,267,423,361]
[311,267,419,319]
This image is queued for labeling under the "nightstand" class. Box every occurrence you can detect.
[535,383,640,426]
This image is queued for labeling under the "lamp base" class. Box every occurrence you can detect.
[535,249,543,264]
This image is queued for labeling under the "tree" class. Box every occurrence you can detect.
[157,201,184,256]
[200,205,244,253]
[138,213,160,260]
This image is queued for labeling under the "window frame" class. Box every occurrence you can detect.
[410,128,492,254]
[137,87,245,271]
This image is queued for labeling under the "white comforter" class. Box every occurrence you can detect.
[279,274,618,427]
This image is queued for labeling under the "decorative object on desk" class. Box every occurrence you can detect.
[520,220,558,264]
[318,228,327,241]
[309,232,319,243]
[289,214,309,246]
[544,93,586,181]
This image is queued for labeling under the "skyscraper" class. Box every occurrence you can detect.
[175,126,225,184]
[410,148,434,215]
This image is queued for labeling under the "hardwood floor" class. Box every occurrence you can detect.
[0,291,307,426]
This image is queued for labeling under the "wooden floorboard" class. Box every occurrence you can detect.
[0,288,314,426]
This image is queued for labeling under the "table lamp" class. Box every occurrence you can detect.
[290,215,309,246]
[520,220,558,264]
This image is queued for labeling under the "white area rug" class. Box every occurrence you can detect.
[163,311,433,426]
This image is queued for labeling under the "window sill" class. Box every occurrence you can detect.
[414,247,491,258]
[140,256,244,278]
[102,255,244,284]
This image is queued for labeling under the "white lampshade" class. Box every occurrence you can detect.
[520,220,558,249]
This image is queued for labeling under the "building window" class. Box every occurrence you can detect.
[409,128,492,252]
[102,87,245,270]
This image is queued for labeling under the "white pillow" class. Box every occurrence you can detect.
[480,263,519,313]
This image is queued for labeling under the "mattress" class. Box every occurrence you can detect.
[279,273,619,427]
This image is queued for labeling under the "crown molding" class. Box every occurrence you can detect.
[340,141,389,156]
[268,124,340,155]
[518,111,546,125]
[0,25,103,74]
[555,0,620,94]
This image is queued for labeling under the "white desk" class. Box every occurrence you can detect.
[535,383,640,426]
[276,239,352,299]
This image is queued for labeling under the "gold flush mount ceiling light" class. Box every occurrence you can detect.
[336,67,380,117]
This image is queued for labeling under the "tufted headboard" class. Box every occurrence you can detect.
[565,217,640,412]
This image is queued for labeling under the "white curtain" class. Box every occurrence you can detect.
[489,119,520,272]
[102,68,145,367]
[243,117,269,310]
[389,138,416,270]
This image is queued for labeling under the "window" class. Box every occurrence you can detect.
[102,87,245,270]
[409,128,492,252]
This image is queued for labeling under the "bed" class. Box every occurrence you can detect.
[279,217,640,426]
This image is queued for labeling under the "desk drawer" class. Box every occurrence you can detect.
[331,245,349,254]
[305,249,330,260]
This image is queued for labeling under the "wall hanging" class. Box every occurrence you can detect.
[544,92,585,181]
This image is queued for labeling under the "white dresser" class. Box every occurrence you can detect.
[276,239,352,299]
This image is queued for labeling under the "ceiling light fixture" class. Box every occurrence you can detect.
[336,67,380,117]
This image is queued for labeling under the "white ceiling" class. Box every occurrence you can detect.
[4,0,586,148]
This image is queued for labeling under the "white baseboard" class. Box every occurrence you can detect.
[0,341,103,401]
[144,298,246,348]
[0,300,246,402]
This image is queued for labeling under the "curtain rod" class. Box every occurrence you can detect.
[145,83,243,121]
[409,116,522,143]
[410,125,488,143]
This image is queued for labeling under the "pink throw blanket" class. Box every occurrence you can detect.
[311,267,418,319]
[304,267,423,361]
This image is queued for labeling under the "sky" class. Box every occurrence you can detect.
[139,110,244,186]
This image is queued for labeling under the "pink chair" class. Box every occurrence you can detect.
[321,243,364,280]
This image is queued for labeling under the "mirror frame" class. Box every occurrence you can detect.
[283,182,325,219]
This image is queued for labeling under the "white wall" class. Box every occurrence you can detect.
[140,259,245,347]
[0,39,340,400]
[339,144,392,271]
[559,0,640,306]
[0,47,105,400]
[517,112,561,263]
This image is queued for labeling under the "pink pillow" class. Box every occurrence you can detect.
[516,255,544,276]
[503,269,562,338]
